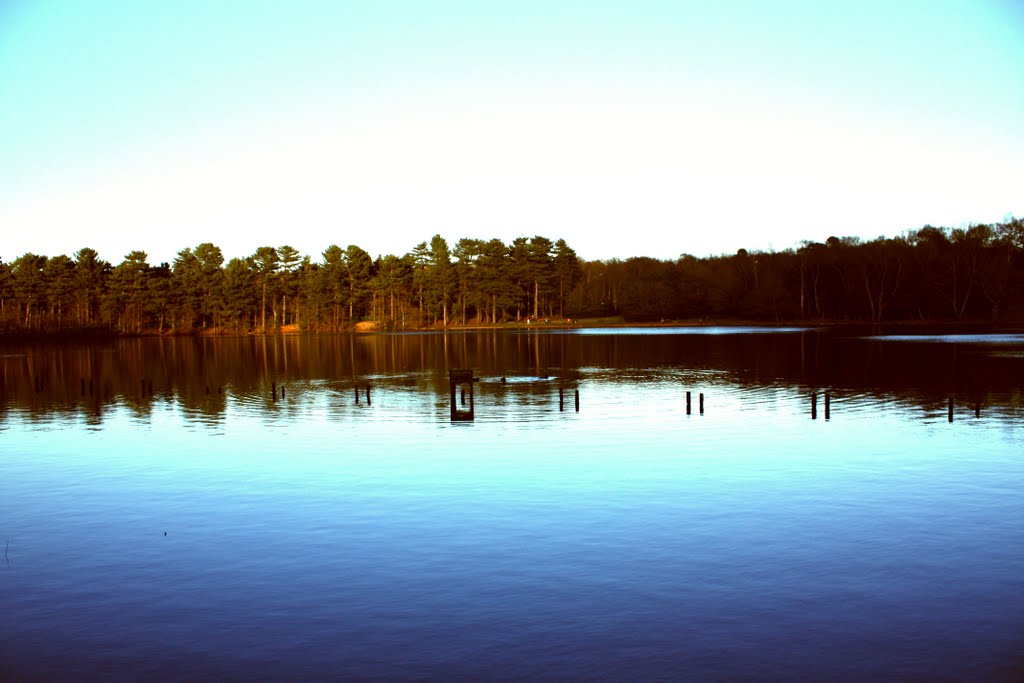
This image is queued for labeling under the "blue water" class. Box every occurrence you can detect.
[2,331,1023,681]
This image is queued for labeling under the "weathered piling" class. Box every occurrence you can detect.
[699,392,704,415]
[461,387,467,406]
[559,387,564,411]
[948,397,954,422]
[272,381,277,401]
[811,392,818,420]
[975,402,981,418]
[366,384,371,406]
[281,386,286,399]
[825,391,831,420]
[686,391,691,415]
[205,385,210,395]
[449,369,475,421]
[575,389,580,412]
[354,385,360,403]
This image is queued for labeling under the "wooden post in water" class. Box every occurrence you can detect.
[281,386,286,399]
[449,369,475,421]
[559,387,564,412]
[272,381,277,401]
[699,392,704,415]
[825,391,831,420]
[811,392,818,420]
[686,391,691,415]
[354,385,360,403]
[975,402,980,418]
[366,384,371,405]
[948,397,954,422]
[575,389,580,412]
[461,387,466,406]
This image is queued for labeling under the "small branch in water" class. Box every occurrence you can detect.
[4,539,10,568]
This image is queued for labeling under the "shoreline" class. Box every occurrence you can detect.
[2,317,1021,341]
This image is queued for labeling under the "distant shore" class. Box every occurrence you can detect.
[3,316,1022,341]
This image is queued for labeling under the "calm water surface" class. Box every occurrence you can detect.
[2,328,1023,681]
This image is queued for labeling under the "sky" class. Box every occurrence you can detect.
[1,0,1023,267]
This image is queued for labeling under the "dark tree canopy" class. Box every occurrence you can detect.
[2,218,1023,335]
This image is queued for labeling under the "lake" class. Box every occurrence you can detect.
[2,327,1023,681]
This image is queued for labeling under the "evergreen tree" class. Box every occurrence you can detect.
[527,236,554,318]
[344,245,373,321]
[74,247,109,327]
[321,245,348,330]
[453,238,484,324]
[172,247,202,330]
[409,241,431,325]
[251,246,280,331]
[104,251,150,333]
[478,238,511,323]
[428,235,455,326]
[147,262,174,332]
[277,245,303,326]
[44,254,76,328]
[194,243,225,328]
[10,253,47,329]
[222,257,257,330]
[552,238,581,318]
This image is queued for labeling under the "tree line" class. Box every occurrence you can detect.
[1,218,1022,335]
[569,218,1022,324]
[0,235,583,334]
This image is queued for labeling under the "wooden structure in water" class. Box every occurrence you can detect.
[449,369,476,421]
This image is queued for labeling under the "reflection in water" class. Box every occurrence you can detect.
[1,328,1023,426]
[2,328,1024,681]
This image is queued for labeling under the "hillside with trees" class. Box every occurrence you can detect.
[1,218,1023,336]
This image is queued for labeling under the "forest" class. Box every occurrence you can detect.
[1,217,1023,335]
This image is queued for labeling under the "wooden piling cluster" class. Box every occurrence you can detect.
[556,386,580,412]
[349,383,371,404]
[685,391,704,415]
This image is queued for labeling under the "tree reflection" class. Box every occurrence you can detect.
[1,330,1022,425]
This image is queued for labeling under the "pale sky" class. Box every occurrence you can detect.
[2,0,1023,266]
